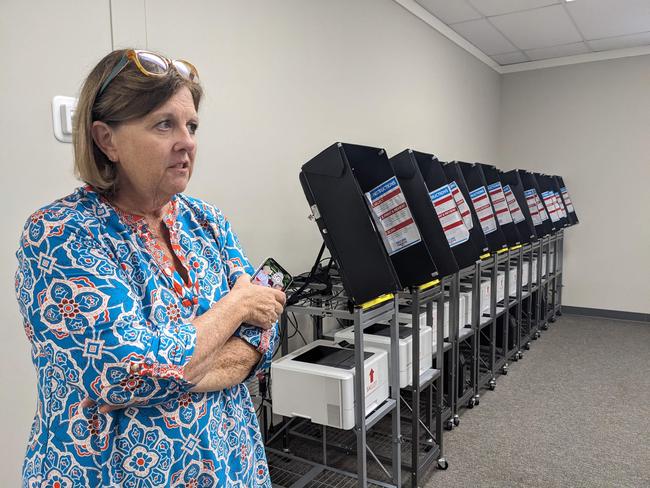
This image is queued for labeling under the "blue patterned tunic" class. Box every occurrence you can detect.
[15,186,278,487]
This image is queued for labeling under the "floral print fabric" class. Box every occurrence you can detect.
[16,186,278,487]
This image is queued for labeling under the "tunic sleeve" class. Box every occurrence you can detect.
[218,214,280,378]
[15,210,197,409]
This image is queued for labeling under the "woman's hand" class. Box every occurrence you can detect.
[230,274,286,328]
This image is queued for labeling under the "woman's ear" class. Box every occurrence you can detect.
[91,121,118,162]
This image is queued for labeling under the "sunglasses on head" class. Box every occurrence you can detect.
[98,49,200,96]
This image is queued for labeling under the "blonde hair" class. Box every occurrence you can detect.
[73,49,203,193]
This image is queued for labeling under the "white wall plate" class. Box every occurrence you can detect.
[52,95,77,143]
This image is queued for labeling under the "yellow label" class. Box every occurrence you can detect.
[510,244,522,251]
[497,248,508,254]
[480,252,491,260]
[419,279,441,291]
[360,293,394,310]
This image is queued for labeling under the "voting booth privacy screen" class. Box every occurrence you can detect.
[443,161,490,256]
[301,142,578,303]
[389,149,461,278]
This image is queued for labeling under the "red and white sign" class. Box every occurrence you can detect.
[487,182,513,226]
[560,187,575,213]
[366,177,422,255]
[535,192,549,222]
[469,186,497,235]
[503,185,525,224]
[524,189,542,226]
[448,181,473,230]
[430,184,470,248]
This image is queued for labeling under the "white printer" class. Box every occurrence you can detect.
[271,340,389,430]
[459,285,473,326]
[480,277,492,316]
[496,270,506,302]
[508,267,518,296]
[380,305,450,343]
[334,323,432,389]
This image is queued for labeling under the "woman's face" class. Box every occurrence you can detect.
[110,86,199,202]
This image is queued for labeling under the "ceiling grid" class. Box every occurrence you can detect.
[398,0,650,71]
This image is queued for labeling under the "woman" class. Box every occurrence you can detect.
[15,49,285,487]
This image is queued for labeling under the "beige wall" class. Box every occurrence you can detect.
[143,0,501,272]
[499,55,650,314]
[0,0,501,483]
[0,0,112,484]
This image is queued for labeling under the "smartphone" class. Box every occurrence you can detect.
[251,257,293,291]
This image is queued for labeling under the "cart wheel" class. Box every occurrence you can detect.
[444,420,454,431]
[474,395,480,406]
[524,342,531,350]
[512,353,518,362]
[541,323,549,330]
[437,458,449,470]
[549,317,556,323]
[535,331,541,339]
[518,351,524,360]
[501,364,509,375]
[453,415,460,427]
[467,397,476,409]
[556,311,563,317]
[489,379,496,391]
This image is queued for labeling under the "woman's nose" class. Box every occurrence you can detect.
[174,126,196,153]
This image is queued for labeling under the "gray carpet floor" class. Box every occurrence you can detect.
[423,315,650,488]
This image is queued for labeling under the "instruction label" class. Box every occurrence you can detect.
[560,187,575,213]
[430,184,470,248]
[487,182,513,226]
[448,181,473,230]
[469,186,497,235]
[554,192,567,219]
[542,191,560,222]
[535,192,549,222]
[503,185,525,224]
[524,189,542,226]
[365,176,422,255]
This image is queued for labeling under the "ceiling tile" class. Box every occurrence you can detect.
[587,31,650,51]
[451,18,517,54]
[566,0,650,40]
[524,41,591,61]
[468,0,559,18]
[490,4,582,50]
[491,51,530,65]
[415,0,482,24]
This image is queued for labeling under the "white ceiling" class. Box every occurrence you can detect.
[414,0,650,66]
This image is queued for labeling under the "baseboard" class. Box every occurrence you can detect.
[562,306,650,323]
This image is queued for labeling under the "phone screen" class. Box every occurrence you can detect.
[251,257,293,291]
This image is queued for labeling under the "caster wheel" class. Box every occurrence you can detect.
[467,397,476,409]
[444,420,454,431]
[532,333,538,340]
[524,342,531,350]
[453,415,460,427]
[541,324,549,330]
[502,365,509,375]
[437,458,449,470]
[489,379,496,391]
[549,317,556,323]
[474,395,480,406]
[535,331,541,339]
[512,354,518,362]
[557,311,563,317]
